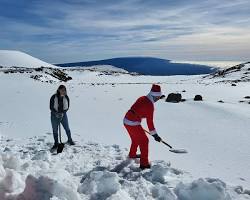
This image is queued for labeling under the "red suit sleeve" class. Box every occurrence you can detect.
[146,104,157,135]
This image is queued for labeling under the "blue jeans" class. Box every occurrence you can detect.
[51,112,72,144]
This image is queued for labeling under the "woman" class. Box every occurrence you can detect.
[50,85,75,150]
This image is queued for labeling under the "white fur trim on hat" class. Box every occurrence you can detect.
[150,91,162,97]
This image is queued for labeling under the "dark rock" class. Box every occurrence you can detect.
[35,67,43,72]
[182,90,186,92]
[166,93,182,103]
[49,69,72,82]
[244,96,250,99]
[30,75,43,81]
[218,100,224,103]
[244,189,250,195]
[181,99,186,102]
[194,95,203,101]
[231,83,237,86]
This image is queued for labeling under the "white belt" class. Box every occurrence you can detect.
[123,118,141,126]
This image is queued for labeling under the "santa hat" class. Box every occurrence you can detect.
[150,84,162,97]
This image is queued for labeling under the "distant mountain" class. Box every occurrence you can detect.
[0,50,56,68]
[56,57,217,76]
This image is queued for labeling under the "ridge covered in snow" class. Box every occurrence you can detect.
[204,62,250,83]
[69,65,131,75]
[0,50,57,68]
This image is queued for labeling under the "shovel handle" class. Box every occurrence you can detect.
[161,140,172,149]
[143,129,173,149]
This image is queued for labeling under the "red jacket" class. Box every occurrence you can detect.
[124,95,156,134]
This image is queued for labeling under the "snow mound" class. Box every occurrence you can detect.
[0,50,56,68]
[175,178,231,200]
[78,169,121,199]
[0,136,249,199]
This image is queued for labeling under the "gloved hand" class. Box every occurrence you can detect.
[152,134,162,142]
[55,112,64,120]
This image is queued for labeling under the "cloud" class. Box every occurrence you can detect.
[0,0,250,62]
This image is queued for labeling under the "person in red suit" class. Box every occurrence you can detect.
[124,84,163,169]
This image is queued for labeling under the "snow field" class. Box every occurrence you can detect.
[0,135,249,200]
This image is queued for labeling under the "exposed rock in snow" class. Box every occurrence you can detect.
[0,66,72,83]
[166,93,182,103]
[194,95,203,101]
[79,65,130,74]
[0,50,57,68]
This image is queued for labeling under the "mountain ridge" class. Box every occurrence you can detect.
[56,57,217,76]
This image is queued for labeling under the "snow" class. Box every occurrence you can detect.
[0,64,250,199]
[0,138,249,200]
[174,178,231,200]
[0,50,57,68]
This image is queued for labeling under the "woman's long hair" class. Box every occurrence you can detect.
[56,85,67,96]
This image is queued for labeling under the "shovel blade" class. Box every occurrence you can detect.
[169,148,188,154]
[57,143,65,154]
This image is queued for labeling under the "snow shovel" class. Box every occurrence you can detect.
[57,123,64,154]
[161,140,187,154]
[143,129,187,154]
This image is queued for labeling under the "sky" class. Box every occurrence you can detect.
[0,0,250,63]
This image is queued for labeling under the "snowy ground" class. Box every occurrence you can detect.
[0,68,250,199]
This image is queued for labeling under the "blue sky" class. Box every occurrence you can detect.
[0,0,250,63]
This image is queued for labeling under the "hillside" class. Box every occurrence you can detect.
[56,57,217,76]
[204,62,250,83]
[0,50,56,68]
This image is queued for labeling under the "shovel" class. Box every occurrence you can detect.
[57,123,64,154]
[144,129,187,154]
[161,140,187,154]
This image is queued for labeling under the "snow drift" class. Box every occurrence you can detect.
[0,136,249,200]
[0,50,56,68]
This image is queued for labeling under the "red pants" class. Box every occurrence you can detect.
[124,124,149,166]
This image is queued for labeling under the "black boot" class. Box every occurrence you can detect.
[67,140,75,145]
[51,143,58,151]
[140,164,151,170]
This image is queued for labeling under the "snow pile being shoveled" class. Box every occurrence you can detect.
[0,135,249,200]
[0,50,56,68]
